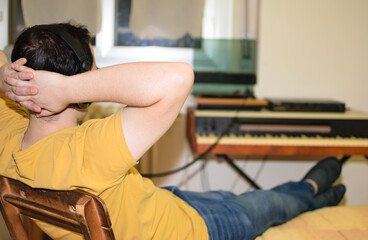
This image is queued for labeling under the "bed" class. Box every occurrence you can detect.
[256,206,368,240]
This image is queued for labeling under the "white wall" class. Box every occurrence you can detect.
[150,0,368,206]
[256,0,368,113]
[255,0,368,204]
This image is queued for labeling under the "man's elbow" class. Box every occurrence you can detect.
[172,62,194,94]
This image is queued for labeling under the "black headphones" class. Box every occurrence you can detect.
[39,25,92,109]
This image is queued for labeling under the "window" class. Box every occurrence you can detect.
[95,0,258,65]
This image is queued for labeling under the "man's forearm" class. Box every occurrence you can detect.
[66,62,193,107]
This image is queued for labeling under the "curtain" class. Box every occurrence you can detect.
[130,0,206,39]
[21,0,102,36]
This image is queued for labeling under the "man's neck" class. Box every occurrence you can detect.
[22,110,79,150]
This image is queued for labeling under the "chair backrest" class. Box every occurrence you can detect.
[0,175,115,240]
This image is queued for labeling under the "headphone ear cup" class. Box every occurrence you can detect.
[70,102,91,109]
[81,61,89,73]
[78,102,91,109]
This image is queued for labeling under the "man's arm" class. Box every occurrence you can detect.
[6,62,194,160]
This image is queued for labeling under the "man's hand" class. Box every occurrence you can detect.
[4,61,70,117]
[0,58,40,112]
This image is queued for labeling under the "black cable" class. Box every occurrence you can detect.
[141,116,238,178]
[141,150,207,178]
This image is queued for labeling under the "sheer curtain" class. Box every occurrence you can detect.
[129,0,206,39]
[21,0,102,35]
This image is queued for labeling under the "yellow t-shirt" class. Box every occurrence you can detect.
[0,97,208,240]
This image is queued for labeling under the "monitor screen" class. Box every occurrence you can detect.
[193,38,257,98]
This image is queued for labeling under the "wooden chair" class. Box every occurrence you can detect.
[0,175,115,240]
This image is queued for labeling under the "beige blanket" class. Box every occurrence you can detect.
[256,206,368,240]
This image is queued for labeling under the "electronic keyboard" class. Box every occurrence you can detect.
[187,108,368,156]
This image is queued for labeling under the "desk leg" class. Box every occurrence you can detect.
[217,154,262,190]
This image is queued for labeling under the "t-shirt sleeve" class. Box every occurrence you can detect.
[0,97,29,131]
[76,109,137,190]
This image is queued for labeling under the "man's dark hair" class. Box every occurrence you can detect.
[11,23,93,76]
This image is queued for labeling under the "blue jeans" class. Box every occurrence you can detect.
[163,181,315,240]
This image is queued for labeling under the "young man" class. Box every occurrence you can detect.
[1,23,345,240]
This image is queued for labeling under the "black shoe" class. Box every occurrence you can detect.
[302,157,342,194]
[309,184,346,210]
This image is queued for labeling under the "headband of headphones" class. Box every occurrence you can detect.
[39,25,92,109]
[39,25,92,72]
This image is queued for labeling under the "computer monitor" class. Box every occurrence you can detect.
[192,38,257,98]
